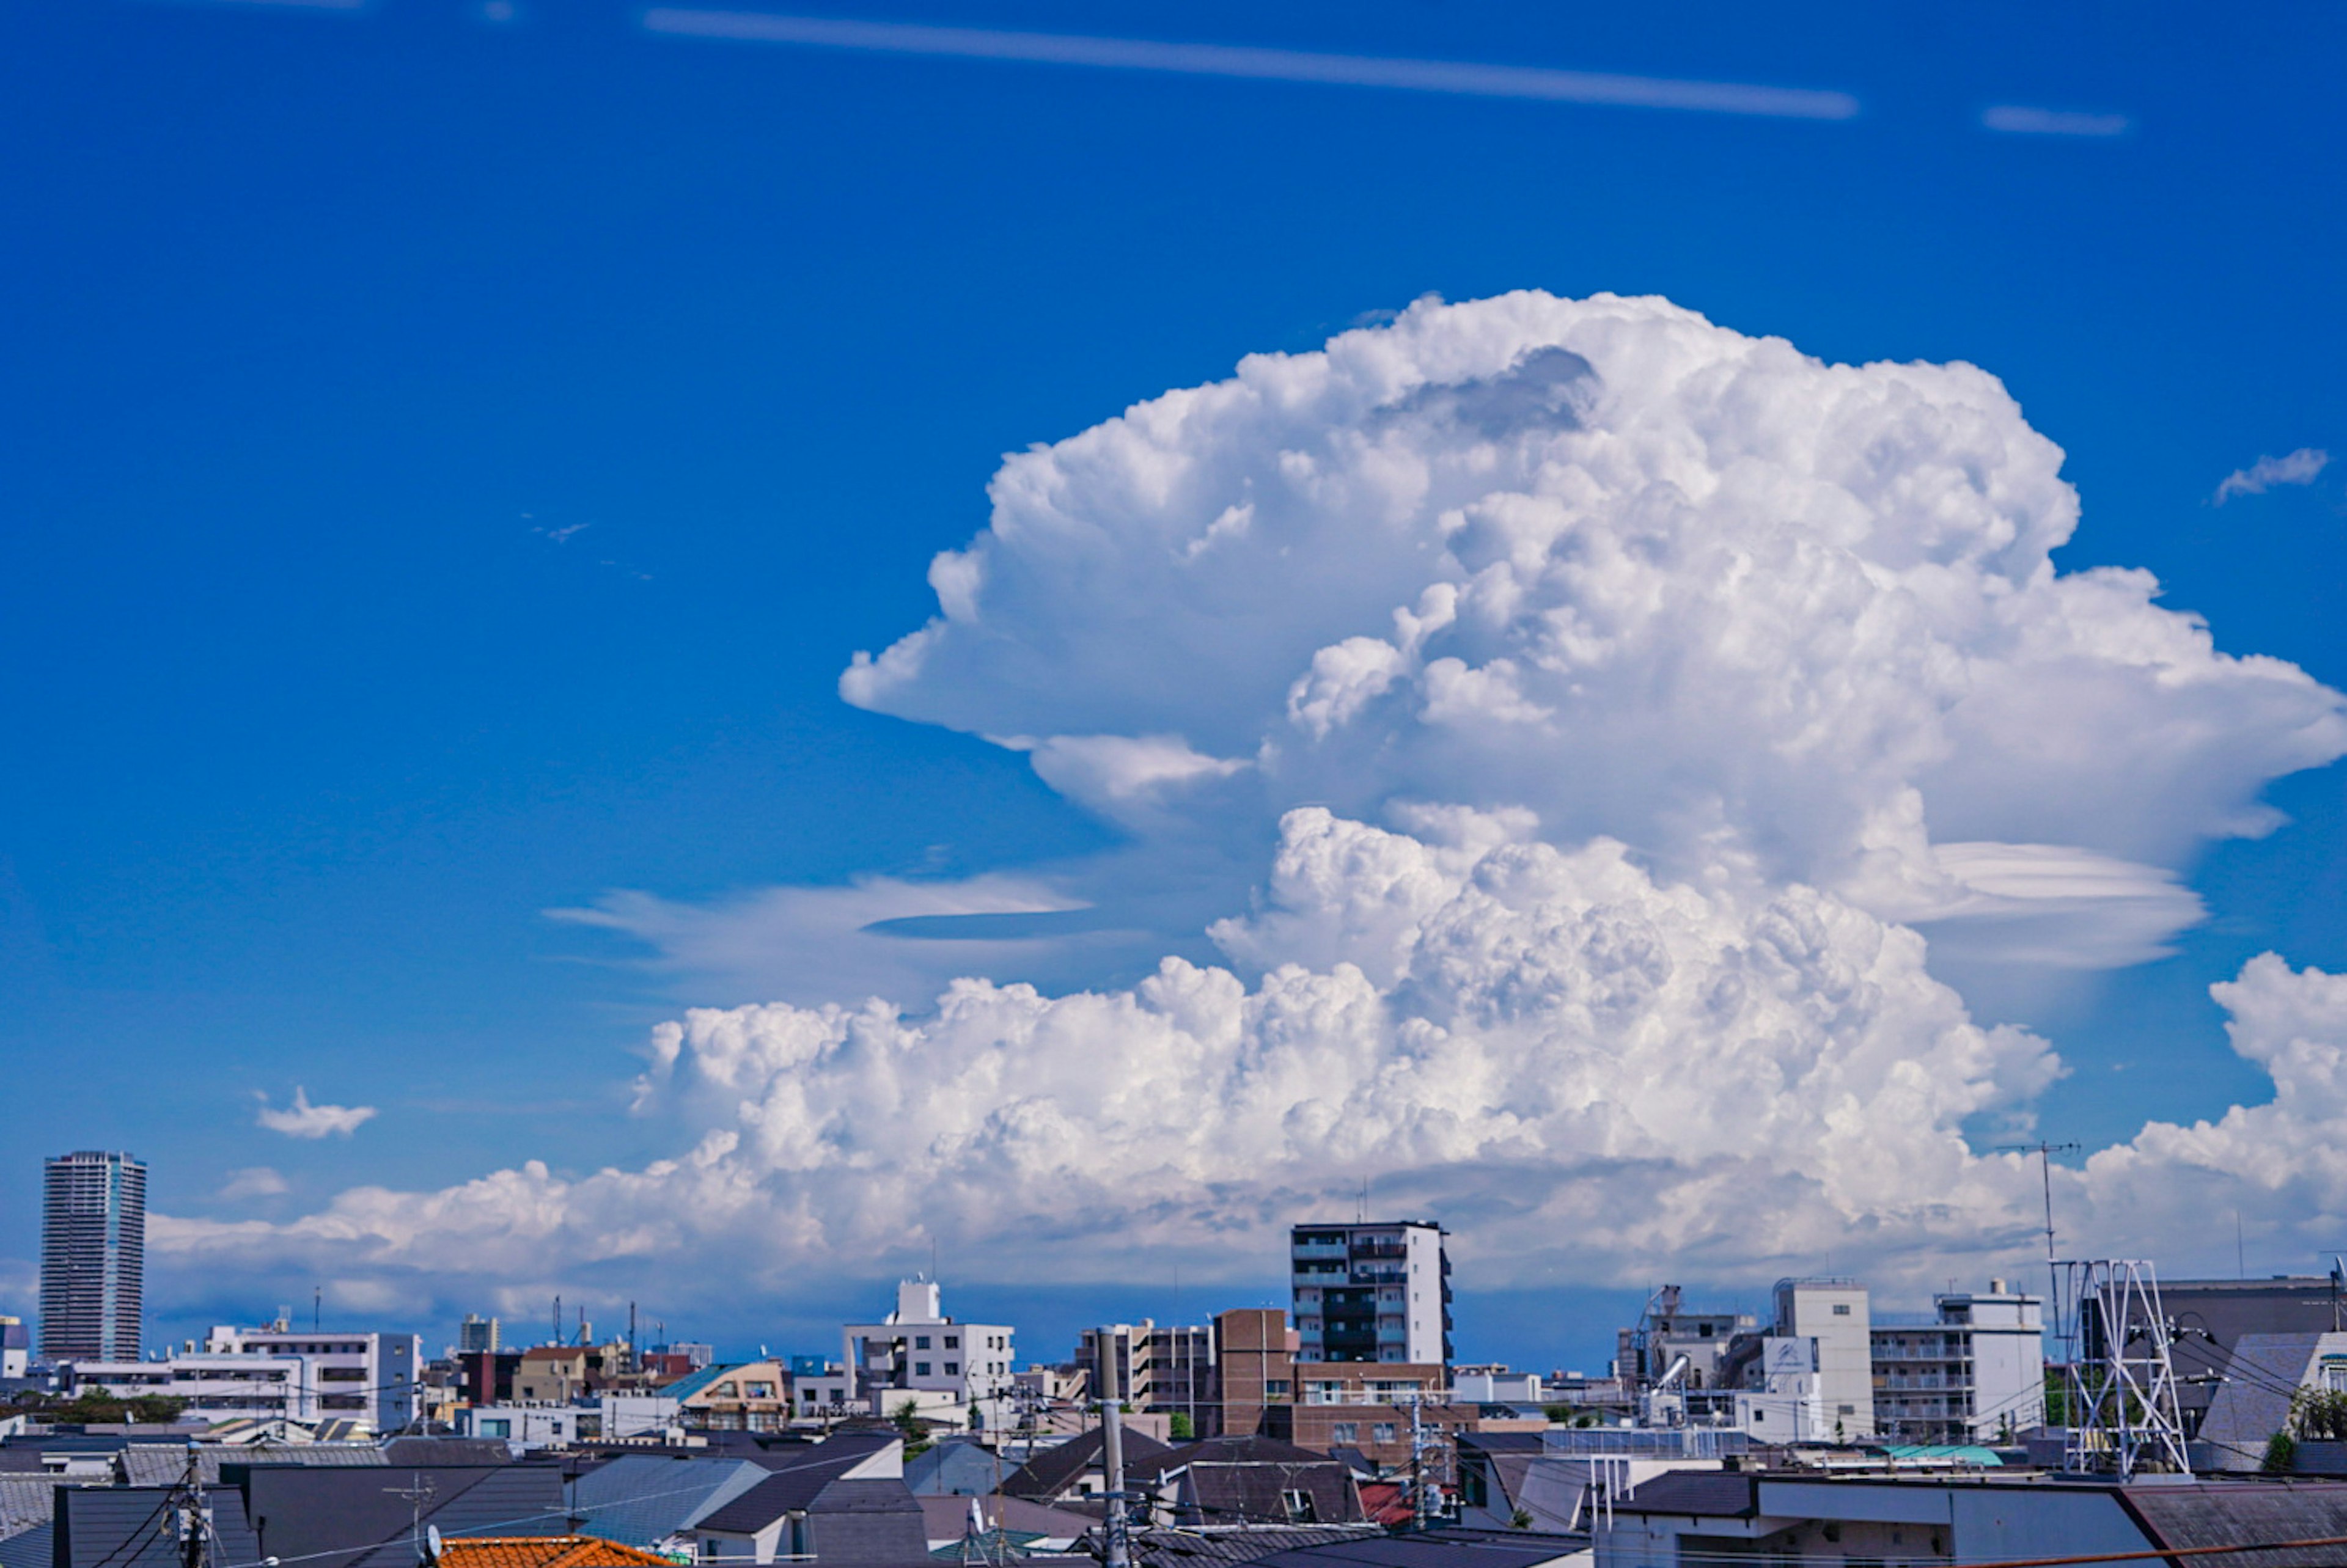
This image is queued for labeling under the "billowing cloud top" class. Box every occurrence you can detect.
[846,291,2341,955]
[148,294,2347,1317]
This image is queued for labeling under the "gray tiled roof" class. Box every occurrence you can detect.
[238,1463,569,1568]
[571,1455,767,1545]
[0,1478,73,1534]
[1126,1525,1382,1568]
[1242,1531,1588,1568]
[2125,1480,2347,1568]
[1615,1470,1757,1519]
[57,1485,263,1568]
[1000,1429,1176,1501]
[122,1443,389,1487]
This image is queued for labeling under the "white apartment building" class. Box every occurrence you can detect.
[1774,1278,1874,1440]
[69,1352,316,1425]
[1871,1279,2044,1445]
[206,1324,422,1432]
[1290,1220,1452,1366]
[842,1279,1016,1432]
[71,1324,421,1432]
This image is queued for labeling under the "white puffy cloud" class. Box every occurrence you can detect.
[156,293,2347,1310]
[156,811,2347,1298]
[163,807,2063,1291]
[2215,447,2329,504]
[842,291,2343,973]
[254,1088,376,1140]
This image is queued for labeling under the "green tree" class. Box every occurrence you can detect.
[2263,1431,2299,1475]
[1168,1413,1194,1440]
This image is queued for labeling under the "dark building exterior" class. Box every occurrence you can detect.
[39,1151,146,1362]
[2134,1276,2346,1435]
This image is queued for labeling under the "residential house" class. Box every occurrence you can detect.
[2195,1330,2347,1472]
[1130,1434,1365,1529]
[685,1433,923,1564]
[665,1361,796,1433]
[998,1426,1175,1508]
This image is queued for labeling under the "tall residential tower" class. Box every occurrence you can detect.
[1290,1220,1451,1367]
[40,1151,147,1362]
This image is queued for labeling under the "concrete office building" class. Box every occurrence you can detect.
[1290,1220,1451,1367]
[843,1279,1016,1432]
[1774,1278,1874,1440]
[40,1151,147,1362]
[1871,1279,2044,1445]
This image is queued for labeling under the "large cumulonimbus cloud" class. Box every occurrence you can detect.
[152,293,2347,1309]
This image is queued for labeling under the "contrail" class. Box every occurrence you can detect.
[641,8,1862,122]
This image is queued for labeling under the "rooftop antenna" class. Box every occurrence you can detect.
[313,1286,321,1333]
[552,1295,561,1347]
[386,1475,436,1566]
[1997,1140,2081,1310]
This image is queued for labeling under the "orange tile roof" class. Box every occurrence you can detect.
[439,1537,677,1568]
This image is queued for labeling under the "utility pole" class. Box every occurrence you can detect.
[312,1286,322,1333]
[171,1440,212,1568]
[1096,1325,1131,1568]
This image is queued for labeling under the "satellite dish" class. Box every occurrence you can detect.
[425,1525,444,1564]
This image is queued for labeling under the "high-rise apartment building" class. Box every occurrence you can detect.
[40,1151,146,1362]
[1290,1220,1450,1366]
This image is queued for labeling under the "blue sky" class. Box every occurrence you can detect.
[2,0,2343,1372]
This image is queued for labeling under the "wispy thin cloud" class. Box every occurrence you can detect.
[642,9,1862,122]
[2216,447,2330,505]
[254,1086,377,1140]
[1982,105,2131,138]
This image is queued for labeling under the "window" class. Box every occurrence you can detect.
[1281,1490,1317,1525]
[1372,1423,1397,1443]
[1832,1304,1852,1316]
[1330,1423,1358,1443]
[916,1335,931,1350]
[481,1418,510,1437]
[1266,1380,1290,1397]
[945,1362,960,1375]
[945,1336,960,1349]
[916,1361,932,1376]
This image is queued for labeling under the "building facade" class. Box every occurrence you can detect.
[1774,1277,1875,1439]
[1289,1221,1450,1366]
[1076,1321,1217,1428]
[842,1279,1016,1431]
[40,1151,146,1362]
[202,1323,423,1431]
[1871,1280,2044,1445]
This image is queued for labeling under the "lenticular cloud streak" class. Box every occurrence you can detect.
[152,293,2347,1305]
